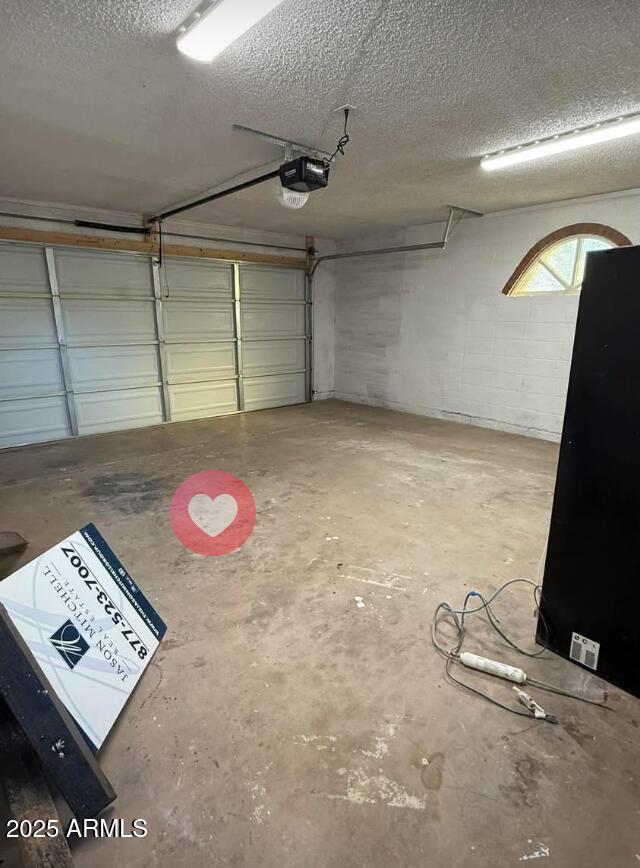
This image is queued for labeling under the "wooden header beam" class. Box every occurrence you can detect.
[0,225,308,270]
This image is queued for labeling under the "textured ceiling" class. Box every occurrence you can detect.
[1,0,639,238]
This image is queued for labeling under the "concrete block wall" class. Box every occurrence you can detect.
[332,190,640,440]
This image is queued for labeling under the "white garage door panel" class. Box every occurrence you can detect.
[240,266,305,301]
[0,244,69,447]
[0,348,65,399]
[168,381,238,421]
[166,342,237,384]
[0,243,308,448]
[241,303,306,339]
[243,339,306,377]
[243,373,306,411]
[163,301,235,341]
[0,395,70,447]
[54,251,159,437]
[163,260,233,299]
[237,264,308,411]
[56,251,153,297]
[0,245,49,293]
[68,345,161,391]
[62,299,156,345]
[0,298,57,347]
[75,386,164,435]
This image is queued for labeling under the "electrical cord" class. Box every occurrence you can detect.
[157,219,163,269]
[325,108,351,165]
[431,579,546,659]
[526,676,610,708]
[471,585,549,658]
[444,649,534,720]
[431,579,608,722]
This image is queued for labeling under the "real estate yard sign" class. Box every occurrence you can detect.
[0,523,166,750]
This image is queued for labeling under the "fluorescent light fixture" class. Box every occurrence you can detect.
[177,0,286,63]
[481,114,640,172]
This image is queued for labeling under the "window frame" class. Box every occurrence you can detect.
[502,223,631,297]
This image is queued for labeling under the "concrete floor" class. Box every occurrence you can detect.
[1,400,639,867]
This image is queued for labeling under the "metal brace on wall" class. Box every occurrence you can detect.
[309,205,482,276]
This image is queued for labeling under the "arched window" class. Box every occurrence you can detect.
[503,223,631,296]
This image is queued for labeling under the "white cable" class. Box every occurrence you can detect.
[431,579,608,721]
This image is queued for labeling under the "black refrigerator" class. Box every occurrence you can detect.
[537,244,640,698]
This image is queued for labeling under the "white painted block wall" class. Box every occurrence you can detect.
[332,190,640,440]
[311,242,336,400]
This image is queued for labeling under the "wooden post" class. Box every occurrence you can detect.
[0,701,74,867]
[0,605,116,820]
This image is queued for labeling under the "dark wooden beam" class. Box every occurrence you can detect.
[0,702,74,867]
[0,604,116,820]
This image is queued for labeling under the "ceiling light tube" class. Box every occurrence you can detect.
[177,0,286,63]
[481,114,640,172]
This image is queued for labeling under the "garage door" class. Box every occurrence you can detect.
[161,257,238,421]
[0,243,308,447]
[56,248,164,436]
[0,244,72,446]
[239,264,308,411]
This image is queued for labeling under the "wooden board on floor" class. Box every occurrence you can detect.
[0,701,74,867]
[0,531,28,555]
[0,603,116,820]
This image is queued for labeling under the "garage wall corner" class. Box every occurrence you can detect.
[311,240,336,400]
